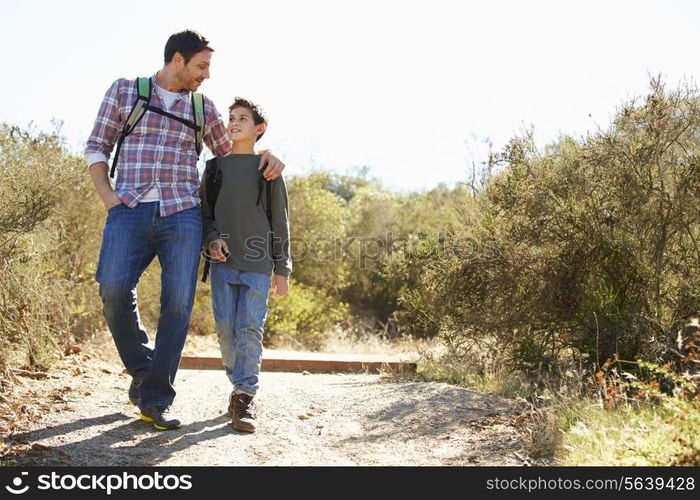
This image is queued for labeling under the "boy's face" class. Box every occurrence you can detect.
[228,106,265,143]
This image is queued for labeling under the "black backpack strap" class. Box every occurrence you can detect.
[265,179,274,261]
[110,77,151,178]
[256,176,273,226]
[256,175,275,263]
[142,92,203,149]
[201,157,221,283]
[205,157,222,213]
[202,257,211,283]
[110,78,206,179]
[265,178,272,226]
[144,105,197,128]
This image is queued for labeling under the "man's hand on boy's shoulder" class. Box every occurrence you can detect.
[271,275,289,299]
[257,150,285,181]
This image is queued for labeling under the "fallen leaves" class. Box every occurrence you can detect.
[11,369,52,380]
[64,345,82,356]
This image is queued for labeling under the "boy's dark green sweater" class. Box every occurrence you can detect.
[200,154,291,278]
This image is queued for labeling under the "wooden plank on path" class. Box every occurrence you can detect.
[179,356,416,373]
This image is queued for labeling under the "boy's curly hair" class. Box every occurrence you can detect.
[229,97,267,142]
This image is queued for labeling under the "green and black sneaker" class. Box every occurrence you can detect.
[139,405,181,431]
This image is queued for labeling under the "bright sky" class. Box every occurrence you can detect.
[1,0,698,192]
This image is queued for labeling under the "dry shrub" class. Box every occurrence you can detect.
[394,78,700,370]
[0,123,104,370]
[519,406,562,460]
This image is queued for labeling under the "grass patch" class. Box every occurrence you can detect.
[416,352,538,400]
[558,397,700,466]
[416,346,700,465]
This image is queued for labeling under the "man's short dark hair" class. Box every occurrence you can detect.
[229,97,268,142]
[164,30,214,65]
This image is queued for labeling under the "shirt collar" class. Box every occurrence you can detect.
[151,72,191,98]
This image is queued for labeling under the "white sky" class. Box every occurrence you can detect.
[0,0,698,192]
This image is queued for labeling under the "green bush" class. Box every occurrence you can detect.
[3,77,698,377]
[392,78,700,369]
[265,279,349,349]
[286,174,349,290]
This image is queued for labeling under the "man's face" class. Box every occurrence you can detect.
[176,49,212,91]
[228,107,264,143]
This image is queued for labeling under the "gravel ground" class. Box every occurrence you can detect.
[1,334,527,466]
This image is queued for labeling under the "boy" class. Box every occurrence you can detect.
[200,98,291,433]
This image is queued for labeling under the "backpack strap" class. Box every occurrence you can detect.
[111,78,206,178]
[201,157,221,283]
[110,77,151,178]
[202,249,211,283]
[265,178,272,226]
[205,157,222,216]
[265,179,274,261]
[255,173,273,227]
[256,175,275,264]
[191,92,205,156]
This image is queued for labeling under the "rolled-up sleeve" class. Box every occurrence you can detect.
[203,96,231,157]
[85,79,122,165]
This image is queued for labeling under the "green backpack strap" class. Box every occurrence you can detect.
[137,77,151,99]
[126,77,151,134]
[191,92,205,156]
[111,78,205,178]
[110,77,152,178]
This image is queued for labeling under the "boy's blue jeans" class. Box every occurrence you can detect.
[210,262,271,397]
[95,202,201,409]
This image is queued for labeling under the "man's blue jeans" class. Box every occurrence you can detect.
[210,263,271,397]
[95,202,201,409]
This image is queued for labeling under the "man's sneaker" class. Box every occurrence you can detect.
[128,377,142,406]
[139,406,181,430]
[228,392,257,433]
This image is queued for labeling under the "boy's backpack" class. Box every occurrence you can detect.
[109,76,205,178]
[201,156,273,282]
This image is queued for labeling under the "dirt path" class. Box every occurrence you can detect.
[1,336,527,466]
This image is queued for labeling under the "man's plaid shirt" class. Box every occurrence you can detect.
[86,75,231,216]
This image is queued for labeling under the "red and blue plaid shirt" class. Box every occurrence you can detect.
[86,75,231,216]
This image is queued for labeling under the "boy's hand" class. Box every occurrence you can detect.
[258,150,285,181]
[208,239,230,262]
[271,275,289,299]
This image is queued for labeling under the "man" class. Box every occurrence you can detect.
[85,30,284,430]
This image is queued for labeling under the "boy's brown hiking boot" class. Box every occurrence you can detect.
[228,392,257,433]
